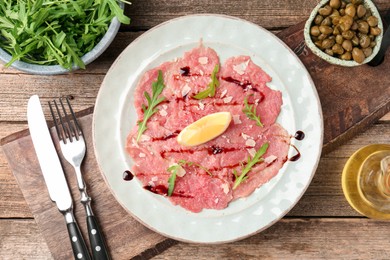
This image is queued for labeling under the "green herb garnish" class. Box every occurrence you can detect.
[167,159,211,196]
[137,70,166,142]
[243,95,263,127]
[193,64,220,99]
[233,143,269,189]
[0,0,131,69]
[167,164,178,196]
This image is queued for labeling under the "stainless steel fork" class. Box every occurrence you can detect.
[49,97,110,260]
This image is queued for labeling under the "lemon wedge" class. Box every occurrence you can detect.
[177,112,232,147]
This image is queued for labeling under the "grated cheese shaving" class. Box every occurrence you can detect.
[181,84,191,97]
[245,139,256,147]
[233,115,242,125]
[198,57,208,65]
[223,96,233,103]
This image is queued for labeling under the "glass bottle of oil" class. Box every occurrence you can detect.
[342,144,390,219]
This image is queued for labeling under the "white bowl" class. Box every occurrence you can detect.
[0,5,123,75]
[304,0,383,66]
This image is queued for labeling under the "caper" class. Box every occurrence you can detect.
[370,27,381,36]
[352,47,365,63]
[311,26,321,36]
[314,15,324,25]
[362,47,373,58]
[345,4,357,18]
[341,51,352,60]
[333,26,341,35]
[342,40,353,52]
[352,35,360,46]
[360,34,371,48]
[330,9,340,19]
[351,21,358,31]
[342,30,354,40]
[341,1,346,8]
[370,40,376,48]
[319,25,333,35]
[319,5,333,16]
[330,0,341,9]
[332,16,341,26]
[322,38,335,49]
[315,41,323,49]
[356,5,367,18]
[325,48,334,56]
[332,43,345,55]
[321,17,332,26]
[340,8,346,16]
[357,21,369,34]
[367,16,378,27]
[336,34,344,45]
[339,15,353,31]
[363,9,372,20]
[318,33,328,40]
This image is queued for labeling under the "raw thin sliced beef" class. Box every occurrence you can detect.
[126,44,291,213]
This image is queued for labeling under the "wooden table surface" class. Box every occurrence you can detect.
[1,1,390,259]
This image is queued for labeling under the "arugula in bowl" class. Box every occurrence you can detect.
[0,0,130,70]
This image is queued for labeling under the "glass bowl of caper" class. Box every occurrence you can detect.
[304,0,383,66]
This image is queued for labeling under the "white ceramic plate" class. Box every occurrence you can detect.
[93,14,323,243]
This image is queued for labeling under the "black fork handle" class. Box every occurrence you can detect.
[66,221,92,260]
[87,215,111,260]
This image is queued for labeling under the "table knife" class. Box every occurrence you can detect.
[27,95,91,260]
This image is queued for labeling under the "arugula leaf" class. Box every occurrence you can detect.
[0,0,131,69]
[233,143,269,189]
[136,70,166,141]
[193,64,220,99]
[167,164,179,196]
[166,159,212,196]
[243,95,263,127]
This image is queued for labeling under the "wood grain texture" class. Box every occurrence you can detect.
[2,114,167,259]
[0,219,52,260]
[155,218,390,259]
[2,113,389,259]
[277,21,390,154]
[0,0,390,259]
[124,0,390,31]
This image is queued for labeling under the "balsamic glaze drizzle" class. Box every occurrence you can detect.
[294,130,305,141]
[123,170,134,181]
[289,144,301,162]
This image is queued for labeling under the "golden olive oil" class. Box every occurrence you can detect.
[342,144,390,219]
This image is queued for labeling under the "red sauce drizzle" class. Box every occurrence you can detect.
[144,185,193,198]
[180,66,190,76]
[222,76,259,92]
[152,130,180,141]
[294,130,305,141]
[123,170,134,181]
[289,144,301,162]
[209,146,223,155]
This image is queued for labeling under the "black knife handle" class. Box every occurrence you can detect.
[87,215,111,260]
[67,221,92,260]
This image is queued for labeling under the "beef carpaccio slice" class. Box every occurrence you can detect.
[126,44,290,213]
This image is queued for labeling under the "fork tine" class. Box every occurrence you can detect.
[48,101,65,142]
[54,99,73,143]
[65,96,83,137]
[59,97,78,141]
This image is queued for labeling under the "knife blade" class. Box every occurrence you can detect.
[27,95,91,260]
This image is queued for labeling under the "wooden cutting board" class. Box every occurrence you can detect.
[1,21,389,259]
